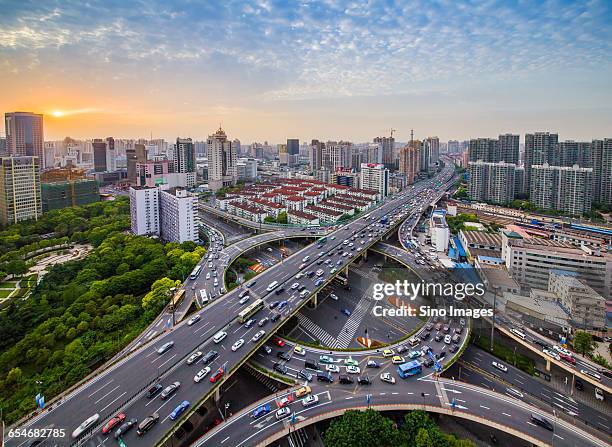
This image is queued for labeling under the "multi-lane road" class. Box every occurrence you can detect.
[7,166,454,447]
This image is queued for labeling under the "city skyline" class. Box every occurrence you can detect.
[1,0,611,142]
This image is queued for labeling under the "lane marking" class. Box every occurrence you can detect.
[94,385,120,404]
[100,391,126,413]
[88,380,114,398]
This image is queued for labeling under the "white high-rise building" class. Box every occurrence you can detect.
[237,157,258,182]
[359,163,389,199]
[173,138,196,188]
[207,127,237,191]
[129,186,160,236]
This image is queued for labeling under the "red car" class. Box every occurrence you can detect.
[102,413,126,434]
[273,338,285,348]
[560,353,576,365]
[276,395,295,408]
[210,368,224,383]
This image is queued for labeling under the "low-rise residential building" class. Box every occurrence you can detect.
[287,210,319,226]
[304,205,343,223]
[226,201,268,223]
[430,211,449,252]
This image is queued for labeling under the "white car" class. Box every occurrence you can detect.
[291,282,300,289]
[543,349,560,361]
[194,367,211,383]
[492,361,508,373]
[553,345,572,358]
[380,373,396,384]
[595,387,604,401]
[252,330,265,342]
[505,387,523,398]
[326,364,340,373]
[295,272,304,279]
[444,335,451,344]
[72,414,100,438]
[346,365,360,374]
[302,394,319,407]
[187,314,201,326]
[239,296,250,305]
[231,339,245,351]
[329,293,339,301]
[275,407,291,420]
[206,272,211,280]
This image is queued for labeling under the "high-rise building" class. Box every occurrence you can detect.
[207,127,237,191]
[237,157,258,182]
[0,136,6,155]
[399,141,420,184]
[360,163,389,198]
[322,141,352,172]
[591,139,612,206]
[135,159,169,187]
[173,137,197,187]
[287,138,299,156]
[105,137,116,172]
[530,163,593,215]
[427,137,440,165]
[0,156,42,226]
[126,143,148,184]
[468,161,516,204]
[468,138,498,163]
[232,139,241,157]
[4,112,44,169]
[555,141,592,168]
[498,134,520,164]
[332,167,360,188]
[524,132,559,193]
[448,140,459,154]
[367,143,382,164]
[373,136,395,170]
[93,138,108,172]
[309,140,324,171]
[129,186,160,236]
[351,151,362,170]
[41,179,99,212]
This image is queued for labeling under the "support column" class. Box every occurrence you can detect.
[344,265,349,277]
[545,359,551,372]
[307,292,318,309]
[363,249,368,262]
[214,387,221,403]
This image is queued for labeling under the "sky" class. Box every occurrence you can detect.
[1,0,611,144]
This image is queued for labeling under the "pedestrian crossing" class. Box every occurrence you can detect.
[295,313,340,348]
[335,291,373,348]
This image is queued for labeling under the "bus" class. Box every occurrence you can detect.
[397,360,423,378]
[317,237,328,246]
[169,289,186,312]
[238,298,265,323]
[189,265,202,280]
[199,289,209,304]
[333,275,348,286]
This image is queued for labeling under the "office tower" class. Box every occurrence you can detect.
[448,140,459,154]
[591,139,611,206]
[468,161,516,204]
[367,143,382,164]
[420,139,432,173]
[126,143,148,184]
[287,139,299,156]
[0,156,42,226]
[530,163,592,215]
[332,167,360,188]
[309,139,324,171]
[360,163,389,198]
[93,139,108,172]
[427,137,440,164]
[232,139,241,156]
[498,134,520,164]
[237,157,258,182]
[399,141,420,184]
[159,188,198,243]
[105,137,116,172]
[524,132,558,193]
[207,127,237,191]
[129,186,160,235]
[373,136,395,170]
[173,137,196,187]
[135,159,169,187]
[0,136,6,155]
[250,142,264,160]
[351,151,362,170]
[322,141,352,171]
[4,112,44,169]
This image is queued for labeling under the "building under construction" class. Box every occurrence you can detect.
[40,168,100,212]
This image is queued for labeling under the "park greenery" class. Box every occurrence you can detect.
[446,213,479,235]
[324,409,475,447]
[264,211,288,224]
[0,198,205,424]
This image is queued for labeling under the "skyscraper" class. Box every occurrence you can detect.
[592,139,612,206]
[286,139,299,156]
[126,143,148,184]
[207,127,237,191]
[92,139,108,172]
[173,137,197,188]
[322,141,352,172]
[373,136,395,170]
[498,134,520,164]
[468,160,516,204]
[524,132,558,193]
[0,156,42,226]
[4,112,44,169]
[360,163,389,198]
[399,141,420,184]
[309,139,324,172]
[427,137,440,164]
[530,163,592,215]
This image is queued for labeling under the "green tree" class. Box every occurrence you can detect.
[573,331,595,356]
[324,409,404,447]
[277,211,288,224]
[403,411,436,443]
[264,216,276,223]
[142,277,179,312]
[415,428,434,447]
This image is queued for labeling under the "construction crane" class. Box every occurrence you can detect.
[388,128,396,138]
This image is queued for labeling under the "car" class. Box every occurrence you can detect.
[314,279,324,287]
[170,400,190,421]
[317,371,334,383]
[444,335,452,344]
[434,333,443,342]
[274,338,285,347]
[239,296,250,305]
[380,372,396,384]
[396,345,408,354]
[277,394,296,408]
[262,345,272,354]
[553,345,572,358]
[161,382,180,399]
[435,323,442,331]
[194,367,211,382]
[295,272,304,279]
[346,365,360,374]
[239,289,249,298]
[186,351,203,365]
[291,282,300,289]
[492,361,508,373]
[146,383,163,398]
[392,355,405,364]
[275,287,285,295]
[320,355,335,364]
[298,369,313,382]
[326,364,340,373]
[449,344,459,353]
[251,330,265,342]
[278,300,289,311]
[302,395,319,407]
[366,360,380,368]
[136,413,159,436]
[294,345,306,356]
[580,369,601,381]
[382,349,395,357]
[330,268,337,274]
[530,413,554,431]
[595,387,604,401]
[187,314,201,326]
[273,362,289,374]
[247,281,257,288]
[157,341,174,355]
[358,376,371,385]
[575,378,584,391]
[114,418,137,439]
[252,404,272,419]
[277,350,292,361]
[543,349,560,361]
[295,385,312,397]
[420,332,431,341]
[339,374,354,384]
[271,314,281,323]
[276,407,291,420]
[343,357,358,366]
[202,350,218,365]
[505,388,524,399]
[210,368,224,383]
[231,339,245,351]
[102,413,126,435]
[559,352,576,364]
[408,350,421,359]
[422,358,434,367]
[244,318,256,328]
[256,317,269,327]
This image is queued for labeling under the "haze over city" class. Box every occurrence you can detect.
[1,0,612,142]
